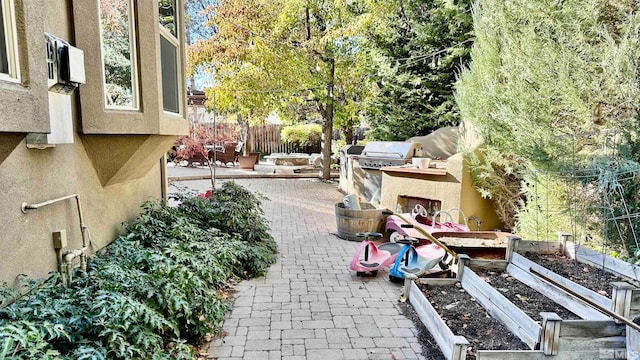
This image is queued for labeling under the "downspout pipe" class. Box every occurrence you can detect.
[21,194,90,272]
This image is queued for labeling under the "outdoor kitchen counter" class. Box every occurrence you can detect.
[379,153,504,230]
[380,165,448,176]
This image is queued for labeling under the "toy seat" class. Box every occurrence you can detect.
[399,244,445,275]
[389,242,446,280]
[349,232,403,277]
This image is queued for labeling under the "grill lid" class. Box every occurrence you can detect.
[361,141,421,159]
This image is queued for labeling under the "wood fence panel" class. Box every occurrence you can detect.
[247,124,325,154]
[476,350,547,360]
[249,124,285,154]
[517,240,563,254]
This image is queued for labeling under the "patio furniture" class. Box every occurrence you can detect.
[213,142,240,167]
[186,153,209,167]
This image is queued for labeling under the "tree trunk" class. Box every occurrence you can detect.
[321,57,335,181]
[237,114,249,155]
[344,125,354,145]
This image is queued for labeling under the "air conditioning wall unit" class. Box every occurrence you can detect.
[26,34,86,148]
[45,32,85,94]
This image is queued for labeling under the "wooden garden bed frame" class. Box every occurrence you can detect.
[407,237,640,359]
[511,233,640,285]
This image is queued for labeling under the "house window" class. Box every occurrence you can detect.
[159,0,181,114]
[99,0,138,109]
[0,0,19,82]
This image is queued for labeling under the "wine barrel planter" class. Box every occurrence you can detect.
[335,202,386,241]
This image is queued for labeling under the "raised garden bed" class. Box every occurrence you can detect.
[418,282,529,359]
[409,266,631,359]
[432,231,512,260]
[507,236,640,321]
[512,236,640,285]
[477,271,579,321]
[506,252,611,320]
[523,252,626,296]
[405,237,640,360]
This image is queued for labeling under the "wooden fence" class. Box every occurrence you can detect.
[212,123,240,144]
[248,124,322,155]
[193,123,347,155]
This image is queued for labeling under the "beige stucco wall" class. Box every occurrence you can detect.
[0,0,48,133]
[73,0,188,135]
[0,1,184,286]
[0,132,163,286]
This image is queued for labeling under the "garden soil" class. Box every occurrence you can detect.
[477,271,579,321]
[523,252,631,296]
[418,283,529,359]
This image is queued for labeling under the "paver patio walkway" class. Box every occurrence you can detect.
[171,178,426,360]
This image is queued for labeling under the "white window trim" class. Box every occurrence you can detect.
[159,5,183,116]
[0,0,21,83]
[99,0,140,110]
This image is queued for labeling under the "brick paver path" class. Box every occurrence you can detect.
[172,179,425,360]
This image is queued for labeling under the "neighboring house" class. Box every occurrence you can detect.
[187,89,233,124]
[0,1,188,285]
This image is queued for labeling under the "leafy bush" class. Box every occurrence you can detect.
[0,182,277,359]
[362,0,474,141]
[281,124,322,152]
[172,123,240,164]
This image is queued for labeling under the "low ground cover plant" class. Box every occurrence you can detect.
[0,182,277,359]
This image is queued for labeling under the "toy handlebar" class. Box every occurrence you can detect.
[356,232,383,240]
[382,208,458,262]
[395,237,420,245]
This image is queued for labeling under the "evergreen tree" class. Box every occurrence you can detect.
[363,0,474,140]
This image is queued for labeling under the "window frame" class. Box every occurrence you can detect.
[98,0,140,110]
[0,0,20,83]
[158,0,183,116]
[72,0,188,135]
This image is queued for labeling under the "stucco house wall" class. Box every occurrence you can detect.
[0,0,188,286]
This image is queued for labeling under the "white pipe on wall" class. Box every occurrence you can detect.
[21,194,91,281]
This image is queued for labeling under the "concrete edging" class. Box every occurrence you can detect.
[168,173,339,182]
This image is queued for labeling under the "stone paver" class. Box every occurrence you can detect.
[170,178,425,360]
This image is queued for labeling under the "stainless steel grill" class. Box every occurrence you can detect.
[357,142,421,170]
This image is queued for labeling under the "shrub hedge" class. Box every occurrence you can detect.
[0,182,277,359]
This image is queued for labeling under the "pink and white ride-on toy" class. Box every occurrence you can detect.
[349,232,403,277]
[385,205,473,241]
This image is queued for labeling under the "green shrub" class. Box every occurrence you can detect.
[456,0,640,247]
[281,124,322,150]
[0,183,277,359]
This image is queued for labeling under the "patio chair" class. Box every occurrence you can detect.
[212,142,239,167]
[186,153,209,167]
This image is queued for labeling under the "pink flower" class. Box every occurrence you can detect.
[197,190,212,199]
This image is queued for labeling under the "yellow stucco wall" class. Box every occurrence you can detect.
[380,153,503,230]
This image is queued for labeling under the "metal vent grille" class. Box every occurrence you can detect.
[46,39,55,80]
